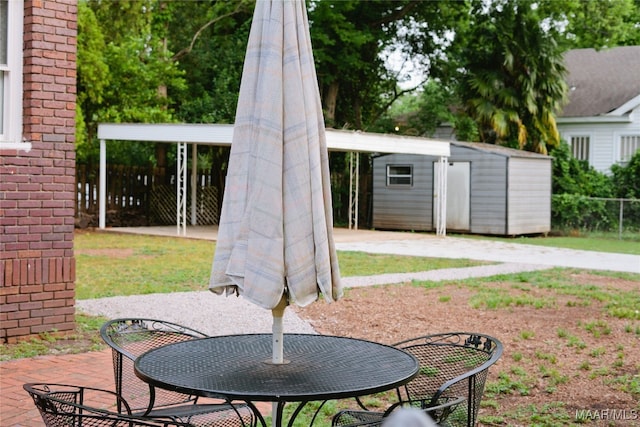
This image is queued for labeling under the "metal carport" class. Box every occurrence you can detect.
[97,123,451,235]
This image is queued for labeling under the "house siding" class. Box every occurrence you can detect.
[0,0,77,343]
[557,105,640,173]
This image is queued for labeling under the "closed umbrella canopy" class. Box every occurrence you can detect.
[210,0,342,343]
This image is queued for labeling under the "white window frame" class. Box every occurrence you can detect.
[569,135,590,162]
[618,134,640,165]
[0,0,28,151]
[386,164,413,187]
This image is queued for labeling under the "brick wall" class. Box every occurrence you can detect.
[0,0,77,343]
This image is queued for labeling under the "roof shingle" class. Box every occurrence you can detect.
[560,46,640,117]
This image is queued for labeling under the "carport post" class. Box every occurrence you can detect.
[191,143,198,226]
[176,142,187,235]
[99,139,106,229]
[348,152,359,230]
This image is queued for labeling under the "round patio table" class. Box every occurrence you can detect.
[134,333,419,427]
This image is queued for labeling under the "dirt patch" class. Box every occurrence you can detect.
[293,273,640,426]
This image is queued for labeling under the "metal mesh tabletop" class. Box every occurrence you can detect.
[134,334,419,402]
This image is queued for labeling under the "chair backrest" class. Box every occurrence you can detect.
[23,383,189,427]
[100,318,209,414]
[393,332,503,427]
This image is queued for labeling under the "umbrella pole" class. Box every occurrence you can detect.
[271,295,288,425]
[271,295,288,364]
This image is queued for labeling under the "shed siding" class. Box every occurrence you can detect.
[372,154,433,230]
[449,146,508,235]
[507,158,552,235]
[372,144,552,236]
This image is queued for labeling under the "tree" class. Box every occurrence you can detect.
[545,0,640,48]
[379,80,456,137]
[76,1,109,164]
[309,0,467,131]
[164,0,253,124]
[453,0,568,154]
[77,0,187,166]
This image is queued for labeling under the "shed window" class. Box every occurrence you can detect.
[619,135,640,164]
[387,165,413,186]
[570,136,590,161]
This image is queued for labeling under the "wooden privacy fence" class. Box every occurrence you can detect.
[76,165,219,226]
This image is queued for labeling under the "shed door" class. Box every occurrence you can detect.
[435,162,470,231]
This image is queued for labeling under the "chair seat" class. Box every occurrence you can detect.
[142,402,256,424]
[331,332,502,427]
[100,318,258,427]
[24,382,193,427]
[332,396,466,427]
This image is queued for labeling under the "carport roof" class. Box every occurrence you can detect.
[97,123,451,157]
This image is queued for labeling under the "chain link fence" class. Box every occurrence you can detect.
[551,195,640,238]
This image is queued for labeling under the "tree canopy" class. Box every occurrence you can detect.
[76,0,640,165]
[452,0,568,154]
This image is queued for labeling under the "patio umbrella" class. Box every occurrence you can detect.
[209,0,342,364]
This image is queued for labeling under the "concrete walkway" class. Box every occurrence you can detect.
[108,225,639,274]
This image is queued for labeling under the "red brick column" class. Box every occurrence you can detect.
[0,0,77,343]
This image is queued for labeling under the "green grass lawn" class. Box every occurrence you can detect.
[2,229,636,362]
[74,230,487,300]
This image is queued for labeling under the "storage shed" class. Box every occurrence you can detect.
[372,141,552,236]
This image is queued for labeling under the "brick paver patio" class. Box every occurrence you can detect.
[1,349,113,426]
[0,349,271,426]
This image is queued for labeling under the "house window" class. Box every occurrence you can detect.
[1,0,7,136]
[619,135,640,164]
[387,165,413,186]
[0,0,26,150]
[570,136,590,161]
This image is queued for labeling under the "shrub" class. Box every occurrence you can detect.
[611,151,640,230]
[549,142,616,231]
[551,194,613,231]
[550,142,613,197]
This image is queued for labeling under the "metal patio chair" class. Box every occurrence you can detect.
[332,332,503,427]
[24,382,193,427]
[100,318,256,427]
[331,395,466,427]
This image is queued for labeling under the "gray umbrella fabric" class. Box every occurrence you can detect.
[210,1,341,315]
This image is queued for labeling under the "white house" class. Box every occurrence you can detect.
[557,46,640,173]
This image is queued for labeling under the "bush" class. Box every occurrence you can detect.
[549,142,615,232]
[549,142,613,197]
[551,194,613,232]
[611,151,640,199]
[611,151,640,230]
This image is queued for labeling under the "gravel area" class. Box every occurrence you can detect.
[77,291,317,336]
[76,263,553,336]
